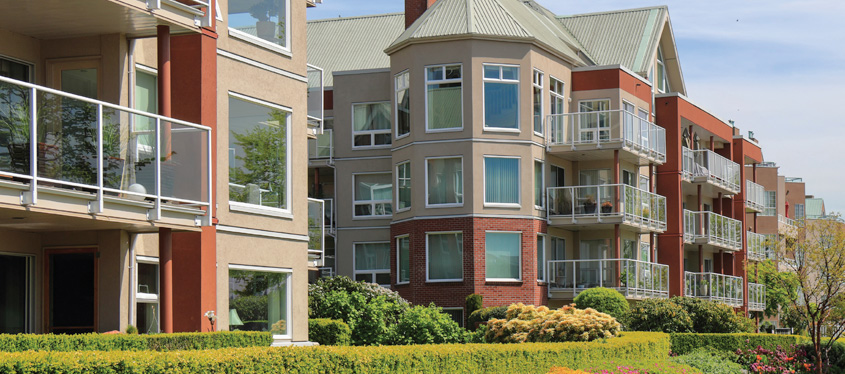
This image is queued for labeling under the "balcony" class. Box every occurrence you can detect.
[0,75,211,229]
[547,259,669,300]
[308,198,325,267]
[748,282,766,312]
[778,214,796,232]
[546,184,667,232]
[684,272,743,307]
[307,129,333,166]
[747,231,775,262]
[306,64,324,136]
[683,210,742,251]
[546,110,666,165]
[682,147,741,195]
[745,180,765,213]
[322,197,336,236]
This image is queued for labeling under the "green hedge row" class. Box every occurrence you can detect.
[0,332,668,374]
[0,331,272,353]
[669,333,806,355]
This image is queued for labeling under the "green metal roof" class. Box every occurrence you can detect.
[805,198,826,219]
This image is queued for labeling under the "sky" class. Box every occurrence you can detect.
[307,1,845,214]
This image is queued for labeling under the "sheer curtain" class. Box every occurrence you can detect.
[428,158,462,204]
[485,157,519,204]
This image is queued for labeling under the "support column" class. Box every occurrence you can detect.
[157,25,172,156]
[159,227,173,333]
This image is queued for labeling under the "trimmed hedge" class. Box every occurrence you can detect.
[573,287,629,319]
[0,332,670,373]
[0,331,272,353]
[308,319,351,346]
[669,333,806,355]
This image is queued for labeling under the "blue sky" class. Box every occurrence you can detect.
[307,1,845,214]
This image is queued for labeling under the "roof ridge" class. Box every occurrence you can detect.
[557,5,667,19]
[307,12,404,24]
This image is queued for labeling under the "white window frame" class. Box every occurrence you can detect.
[351,101,391,149]
[135,256,160,334]
[482,155,521,208]
[537,234,546,283]
[549,77,565,113]
[425,156,464,208]
[425,63,463,133]
[395,70,410,139]
[396,161,411,212]
[227,91,293,218]
[485,230,522,282]
[763,190,777,216]
[426,231,464,283]
[352,172,392,219]
[133,65,158,161]
[534,159,544,209]
[227,264,293,340]
[353,242,391,287]
[482,63,520,133]
[227,0,292,57]
[656,45,668,93]
[532,69,544,136]
[396,235,410,285]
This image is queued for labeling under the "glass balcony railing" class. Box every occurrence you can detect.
[684,271,743,307]
[683,210,742,251]
[748,282,766,311]
[322,197,335,235]
[547,259,669,299]
[682,147,741,194]
[746,180,765,212]
[0,75,211,224]
[778,214,795,228]
[546,184,667,231]
[306,64,324,134]
[546,110,666,163]
[308,129,333,160]
[747,231,776,262]
[308,198,325,267]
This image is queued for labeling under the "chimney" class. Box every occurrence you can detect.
[405,0,437,29]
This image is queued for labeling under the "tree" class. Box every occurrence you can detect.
[752,259,799,318]
[774,215,845,373]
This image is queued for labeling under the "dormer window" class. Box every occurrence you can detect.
[656,46,669,93]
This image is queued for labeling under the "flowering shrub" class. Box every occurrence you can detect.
[735,345,812,373]
[549,359,703,374]
[484,303,621,343]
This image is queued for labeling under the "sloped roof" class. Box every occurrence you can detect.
[558,6,667,75]
[806,198,826,219]
[306,13,405,86]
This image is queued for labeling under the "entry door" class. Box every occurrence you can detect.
[46,248,98,334]
[0,254,33,334]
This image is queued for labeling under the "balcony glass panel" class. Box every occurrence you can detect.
[748,282,766,311]
[747,231,776,262]
[306,65,323,131]
[746,180,765,212]
[684,271,743,307]
[547,184,666,230]
[308,198,325,266]
[546,109,666,163]
[682,147,741,193]
[547,259,669,299]
[683,210,742,250]
[308,129,332,159]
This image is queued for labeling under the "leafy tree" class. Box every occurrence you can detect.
[751,259,800,318]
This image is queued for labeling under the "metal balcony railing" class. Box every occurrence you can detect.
[308,129,333,160]
[308,198,325,267]
[778,214,795,228]
[547,259,669,299]
[683,210,742,251]
[546,184,667,231]
[682,147,741,194]
[746,180,765,212]
[546,110,666,163]
[747,231,776,262]
[748,282,766,311]
[0,75,211,224]
[684,271,744,307]
[306,64,324,134]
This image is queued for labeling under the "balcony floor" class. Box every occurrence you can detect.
[682,178,739,199]
[548,215,665,234]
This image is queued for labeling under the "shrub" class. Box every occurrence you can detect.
[627,298,693,333]
[670,297,754,333]
[0,331,272,352]
[352,295,404,345]
[669,333,806,355]
[467,306,508,327]
[484,303,621,343]
[465,293,483,320]
[573,287,629,320]
[308,319,351,346]
[389,304,466,345]
[669,348,745,374]
[798,341,845,374]
[125,325,138,335]
[308,276,409,317]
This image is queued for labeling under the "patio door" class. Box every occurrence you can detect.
[45,248,98,334]
[0,254,34,334]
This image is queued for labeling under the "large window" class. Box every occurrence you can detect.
[483,64,519,130]
[397,235,410,284]
[228,94,290,212]
[795,204,805,220]
[484,156,519,206]
[549,77,565,141]
[396,162,411,211]
[534,160,544,208]
[486,232,521,281]
[427,232,463,282]
[353,173,392,217]
[578,100,611,143]
[426,64,462,131]
[134,67,157,165]
[354,242,390,286]
[656,46,669,93]
[427,157,463,206]
[136,257,159,334]
[764,191,776,216]
[395,71,410,138]
[353,102,391,148]
[228,265,291,338]
[227,0,291,52]
[532,69,544,134]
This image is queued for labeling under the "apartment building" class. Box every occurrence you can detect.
[0,0,323,343]
[306,0,774,322]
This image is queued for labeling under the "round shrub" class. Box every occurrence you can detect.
[388,304,466,345]
[627,298,693,333]
[309,276,409,317]
[467,306,508,327]
[670,296,753,333]
[308,318,351,346]
[484,303,621,343]
[573,287,629,319]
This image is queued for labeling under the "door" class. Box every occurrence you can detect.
[0,254,33,334]
[45,248,98,334]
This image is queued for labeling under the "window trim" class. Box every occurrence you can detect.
[482,63,521,133]
[424,63,464,133]
[135,256,159,334]
[351,101,392,150]
[534,159,544,209]
[353,241,391,286]
[396,161,411,213]
[226,0,292,57]
[532,68,544,136]
[485,230,523,282]
[482,155,521,208]
[227,264,292,340]
[425,156,464,208]
[425,231,464,283]
[536,234,546,283]
[396,234,410,285]
[352,172,393,219]
[394,69,411,140]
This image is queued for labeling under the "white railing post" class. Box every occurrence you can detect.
[203,127,213,226]
[23,86,38,206]
[91,104,104,214]
[149,118,162,221]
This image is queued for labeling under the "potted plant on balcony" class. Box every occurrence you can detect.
[601,200,613,214]
[582,195,596,214]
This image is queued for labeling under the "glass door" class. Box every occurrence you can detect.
[0,254,33,333]
[46,248,97,334]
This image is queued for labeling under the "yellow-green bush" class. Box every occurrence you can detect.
[0,331,271,352]
[0,332,669,374]
[485,303,621,343]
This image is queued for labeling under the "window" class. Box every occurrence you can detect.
[623,240,637,259]
[622,170,636,187]
[354,173,392,217]
[354,242,390,286]
[534,160,544,208]
[764,191,777,216]
[426,64,462,131]
[426,157,463,206]
[228,265,291,337]
[0,56,31,82]
[795,204,805,220]
[136,257,159,334]
[484,156,520,206]
[397,236,410,284]
[483,64,519,130]
[352,102,391,148]
[703,258,713,273]
[537,235,545,282]
[486,232,521,281]
[532,69,544,134]
[134,67,157,165]
[228,94,290,212]
[578,100,611,143]
[549,78,565,141]
[227,0,291,52]
[427,232,463,281]
[550,165,565,187]
[656,46,669,93]
[396,162,411,211]
[442,308,464,327]
[0,254,33,334]
[551,237,565,260]
[640,241,651,262]
[639,175,650,192]
[579,169,611,185]
[395,71,410,138]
